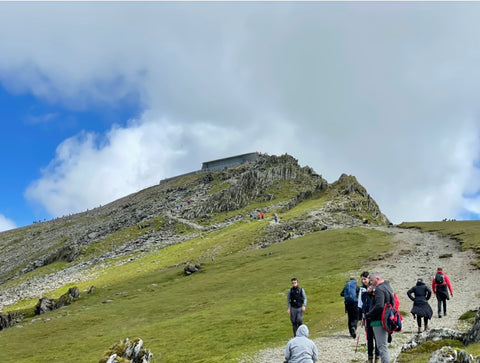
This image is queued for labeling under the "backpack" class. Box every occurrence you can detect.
[344,280,358,303]
[435,272,445,285]
[381,292,402,333]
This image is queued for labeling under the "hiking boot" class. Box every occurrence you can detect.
[417,327,422,333]
[425,325,430,331]
[374,357,380,363]
[438,313,442,318]
[367,357,373,363]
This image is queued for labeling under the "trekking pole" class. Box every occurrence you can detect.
[355,317,365,354]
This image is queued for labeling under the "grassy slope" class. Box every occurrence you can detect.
[0,223,393,362]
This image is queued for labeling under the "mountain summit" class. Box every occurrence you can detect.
[0,152,388,308]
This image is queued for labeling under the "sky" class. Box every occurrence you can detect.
[1,2,480,232]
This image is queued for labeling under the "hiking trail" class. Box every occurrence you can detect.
[243,226,480,363]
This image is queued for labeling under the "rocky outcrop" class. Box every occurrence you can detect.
[0,311,24,330]
[100,337,152,363]
[34,287,80,315]
[464,309,480,345]
[0,153,390,311]
[184,263,201,275]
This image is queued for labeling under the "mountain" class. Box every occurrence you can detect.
[0,153,389,309]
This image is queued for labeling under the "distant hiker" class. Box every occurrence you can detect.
[358,271,379,363]
[274,213,278,223]
[365,272,393,363]
[407,278,433,333]
[431,267,453,318]
[287,278,307,337]
[284,324,318,363]
[340,277,359,338]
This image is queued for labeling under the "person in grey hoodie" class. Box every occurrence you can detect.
[284,324,318,363]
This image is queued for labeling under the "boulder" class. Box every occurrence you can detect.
[100,337,153,363]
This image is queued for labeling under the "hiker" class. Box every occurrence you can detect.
[287,278,307,337]
[431,267,454,318]
[365,272,393,363]
[358,271,379,363]
[340,277,359,338]
[284,324,318,363]
[407,278,433,333]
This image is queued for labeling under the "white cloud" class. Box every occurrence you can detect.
[0,214,17,232]
[1,2,480,223]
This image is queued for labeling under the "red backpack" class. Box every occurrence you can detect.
[381,292,402,333]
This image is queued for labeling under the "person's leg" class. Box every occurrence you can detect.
[437,297,442,317]
[291,307,303,336]
[443,298,447,316]
[416,315,422,333]
[372,325,390,363]
[366,323,374,358]
[424,316,429,330]
[346,304,357,337]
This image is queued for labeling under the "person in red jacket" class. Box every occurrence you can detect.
[431,267,453,318]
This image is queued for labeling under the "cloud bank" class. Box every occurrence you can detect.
[0,2,479,225]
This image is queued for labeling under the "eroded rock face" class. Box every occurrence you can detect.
[0,311,24,330]
[100,337,153,363]
[464,309,480,345]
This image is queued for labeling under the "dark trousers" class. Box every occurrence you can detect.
[345,302,358,337]
[437,296,447,315]
[417,315,429,327]
[290,307,303,336]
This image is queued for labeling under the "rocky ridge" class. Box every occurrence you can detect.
[0,153,389,311]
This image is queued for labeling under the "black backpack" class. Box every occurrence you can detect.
[435,272,445,285]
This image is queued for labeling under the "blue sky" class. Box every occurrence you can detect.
[1,2,480,232]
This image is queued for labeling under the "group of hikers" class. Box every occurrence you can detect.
[284,268,453,363]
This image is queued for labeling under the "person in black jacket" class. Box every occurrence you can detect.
[407,278,433,333]
[365,272,393,363]
[359,271,379,363]
[286,278,307,337]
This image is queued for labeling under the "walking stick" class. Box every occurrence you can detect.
[355,317,365,354]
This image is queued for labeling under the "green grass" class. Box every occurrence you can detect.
[0,227,393,362]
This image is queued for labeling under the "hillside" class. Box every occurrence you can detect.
[0,153,400,362]
[0,153,388,309]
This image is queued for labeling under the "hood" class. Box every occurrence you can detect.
[296,324,309,338]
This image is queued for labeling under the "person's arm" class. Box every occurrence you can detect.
[366,287,385,319]
[302,288,307,308]
[284,342,291,362]
[431,278,436,295]
[445,274,454,297]
[312,341,319,362]
[407,287,415,301]
[286,289,291,311]
[426,286,432,300]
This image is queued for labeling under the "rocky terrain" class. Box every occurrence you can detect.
[0,153,389,311]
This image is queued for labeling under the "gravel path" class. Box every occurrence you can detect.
[246,226,480,363]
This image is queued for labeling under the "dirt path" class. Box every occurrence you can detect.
[245,226,480,363]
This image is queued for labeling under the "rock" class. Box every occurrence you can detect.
[428,346,457,362]
[464,309,480,345]
[0,311,24,330]
[184,263,201,275]
[35,287,80,315]
[100,337,153,363]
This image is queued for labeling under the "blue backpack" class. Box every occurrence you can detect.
[344,280,358,303]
